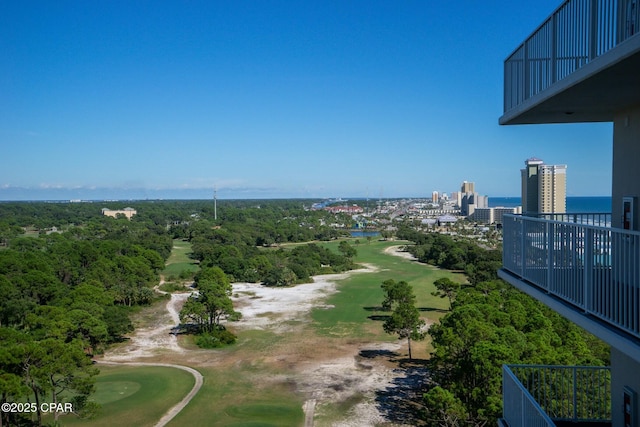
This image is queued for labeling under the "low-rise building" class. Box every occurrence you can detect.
[324,205,364,214]
[101,207,137,220]
[469,206,522,224]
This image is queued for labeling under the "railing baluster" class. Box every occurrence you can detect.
[503,212,640,340]
[547,221,553,294]
[584,227,593,312]
[503,365,611,424]
[573,367,578,421]
[504,0,636,114]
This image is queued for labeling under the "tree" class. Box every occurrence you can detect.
[263,266,297,287]
[102,306,134,341]
[0,328,30,427]
[423,386,470,427]
[19,337,98,426]
[32,339,99,424]
[432,277,461,310]
[338,240,357,259]
[381,279,413,310]
[180,267,240,333]
[380,280,425,360]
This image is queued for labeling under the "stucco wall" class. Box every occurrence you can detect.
[611,347,640,427]
[613,106,640,230]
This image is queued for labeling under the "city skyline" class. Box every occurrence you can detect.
[1,1,613,201]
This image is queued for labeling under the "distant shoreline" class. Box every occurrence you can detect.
[0,195,614,204]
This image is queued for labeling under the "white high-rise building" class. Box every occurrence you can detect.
[521,157,567,215]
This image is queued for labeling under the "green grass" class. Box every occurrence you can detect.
[158,281,189,293]
[162,239,199,277]
[75,238,465,426]
[167,366,304,427]
[60,365,195,427]
[312,239,465,339]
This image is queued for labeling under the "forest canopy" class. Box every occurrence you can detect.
[0,199,355,425]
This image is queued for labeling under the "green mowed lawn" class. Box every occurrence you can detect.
[61,365,195,427]
[312,239,465,339]
[167,365,304,427]
[162,239,199,276]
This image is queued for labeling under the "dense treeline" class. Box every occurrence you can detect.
[170,200,347,243]
[397,228,609,425]
[190,225,356,285]
[396,226,502,285]
[174,202,355,285]
[0,214,171,426]
[0,199,348,238]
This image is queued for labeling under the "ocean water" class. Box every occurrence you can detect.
[490,196,612,213]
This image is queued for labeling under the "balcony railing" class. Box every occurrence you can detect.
[533,212,611,227]
[502,213,640,341]
[503,365,611,426]
[504,0,640,113]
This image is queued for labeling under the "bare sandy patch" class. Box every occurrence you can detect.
[296,342,402,426]
[383,245,417,261]
[232,264,377,333]
[103,287,191,361]
[99,285,202,426]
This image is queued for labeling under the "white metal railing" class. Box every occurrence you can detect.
[502,213,640,340]
[534,212,611,227]
[507,365,611,423]
[504,0,640,112]
[503,365,556,427]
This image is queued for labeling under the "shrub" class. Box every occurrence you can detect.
[159,282,187,292]
[194,328,237,348]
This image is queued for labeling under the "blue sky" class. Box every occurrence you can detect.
[1,1,613,200]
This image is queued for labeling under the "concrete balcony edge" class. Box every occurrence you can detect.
[500,33,640,125]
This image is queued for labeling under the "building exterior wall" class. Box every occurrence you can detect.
[102,208,137,219]
[470,208,493,223]
[494,207,520,224]
[461,181,475,194]
[522,161,540,214]
[452,192,462,208]
[539,165,566,213]
[613,106,640,230]
[471,207,520,224]
[461,193,475,216]
[611,347,640,427]
[521,159,566,215]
